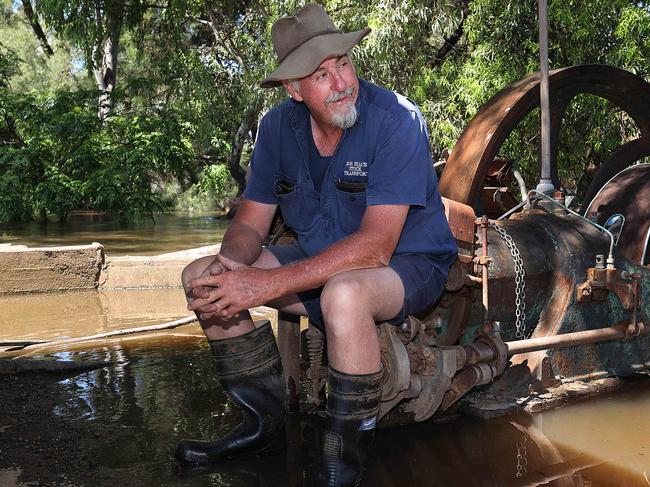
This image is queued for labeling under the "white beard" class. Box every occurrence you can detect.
[330,103,358,129]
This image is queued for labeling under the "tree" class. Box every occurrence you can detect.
[34,0,151,119]
[20,0,54,56]
[1,0,648,224]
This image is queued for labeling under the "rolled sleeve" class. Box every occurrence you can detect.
[242,118,278,205]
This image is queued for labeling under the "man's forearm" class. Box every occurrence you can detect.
[269,229,387,297]
[267,205,408,299]
[218,220,265,266]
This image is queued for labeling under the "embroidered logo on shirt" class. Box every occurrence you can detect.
[344,161,368,177]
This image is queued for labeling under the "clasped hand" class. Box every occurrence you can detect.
[187,254,273,321]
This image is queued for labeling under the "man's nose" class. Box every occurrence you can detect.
[330,70,346,93]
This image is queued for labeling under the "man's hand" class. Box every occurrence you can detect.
[187,254,276,320]
[186,257,228,309]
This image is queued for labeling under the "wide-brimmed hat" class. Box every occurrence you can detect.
[260,4,370,88]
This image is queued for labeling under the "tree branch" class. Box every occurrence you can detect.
[427,0,470,69]
[203,2,250,75]
[228,103,261,195]
[20,0,54,57]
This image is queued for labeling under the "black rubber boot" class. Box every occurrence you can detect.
[175,321,287,465]
[312,366,383,487]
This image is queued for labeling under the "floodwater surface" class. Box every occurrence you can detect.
[1,290,650,486]
[0,211,229,256]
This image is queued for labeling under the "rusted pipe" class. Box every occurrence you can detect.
[507,322,646,356]
[480,216,490,328]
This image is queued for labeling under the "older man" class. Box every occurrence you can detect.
[175,4,457,485]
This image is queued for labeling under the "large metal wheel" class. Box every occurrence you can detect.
[439,64,650,210]
[437,65,650,345]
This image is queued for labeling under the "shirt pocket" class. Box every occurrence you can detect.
[274,176,319,233]
[335,181,367,233]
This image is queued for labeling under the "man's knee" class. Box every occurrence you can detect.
[181,255,214,290]
[321,273,369,323]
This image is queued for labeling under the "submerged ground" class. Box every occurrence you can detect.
[1,329,650,486]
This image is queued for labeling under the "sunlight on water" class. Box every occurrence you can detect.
[0,211,229,256]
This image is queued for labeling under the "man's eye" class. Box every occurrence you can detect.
[316,73,327,81]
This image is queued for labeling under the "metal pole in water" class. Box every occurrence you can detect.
[536,0,555,193]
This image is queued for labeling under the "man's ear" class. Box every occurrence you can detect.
[283,80,304,102]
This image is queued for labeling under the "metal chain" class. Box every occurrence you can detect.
[489,221,527,339]
[515,434,528,478]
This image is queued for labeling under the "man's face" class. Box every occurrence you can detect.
[285,55,359,129]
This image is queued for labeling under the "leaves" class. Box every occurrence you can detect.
[1,0,649,223]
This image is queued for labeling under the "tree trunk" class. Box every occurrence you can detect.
[92,0,124,120]
[228,105,260,196]
[21,0,54,57]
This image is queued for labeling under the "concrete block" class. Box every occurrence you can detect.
[0,243,104,295]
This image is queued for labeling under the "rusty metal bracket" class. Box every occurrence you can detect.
[476,216,491,329]
[577,265,640,311]
[537,356,561,389]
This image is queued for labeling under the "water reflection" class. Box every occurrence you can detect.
[2,285,650,486]
[0,211,229,256]
[3,337,649,486]
[0,288,196,343]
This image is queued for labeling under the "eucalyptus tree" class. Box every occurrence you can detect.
[34,0,153,119]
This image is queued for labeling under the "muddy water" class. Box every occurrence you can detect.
[1,290,650,486]
[0,211,229,255]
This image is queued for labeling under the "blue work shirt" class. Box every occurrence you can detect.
[244,79,457,275]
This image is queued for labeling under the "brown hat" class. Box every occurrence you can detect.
[260,4,370,88]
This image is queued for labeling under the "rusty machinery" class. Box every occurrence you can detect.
[287,65,650,425]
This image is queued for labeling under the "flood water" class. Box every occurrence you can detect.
[0,211,229,256]
[1,214,650,486]
[1,289,650,486]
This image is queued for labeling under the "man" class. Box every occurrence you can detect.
[175,4,457,485]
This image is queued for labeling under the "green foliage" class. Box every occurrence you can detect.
[198,164,236,200]
[407,0,650,193]
[1,0,649,224]
[0,87,195,223]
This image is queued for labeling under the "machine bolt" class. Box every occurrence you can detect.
[595,255,605,269]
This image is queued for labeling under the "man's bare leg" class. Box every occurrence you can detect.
[320,267,405,374]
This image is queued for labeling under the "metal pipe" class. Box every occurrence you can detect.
[512,167,528,203]
[480,216,490,328]
[641,225,650,266]
[506,322,646,356]
[582,163,643,217]
[536,0,554,194]
[529,190,616,265]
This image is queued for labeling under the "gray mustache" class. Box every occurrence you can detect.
[325,87,354,104]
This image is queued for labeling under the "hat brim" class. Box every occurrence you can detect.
[260,28,371,88]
